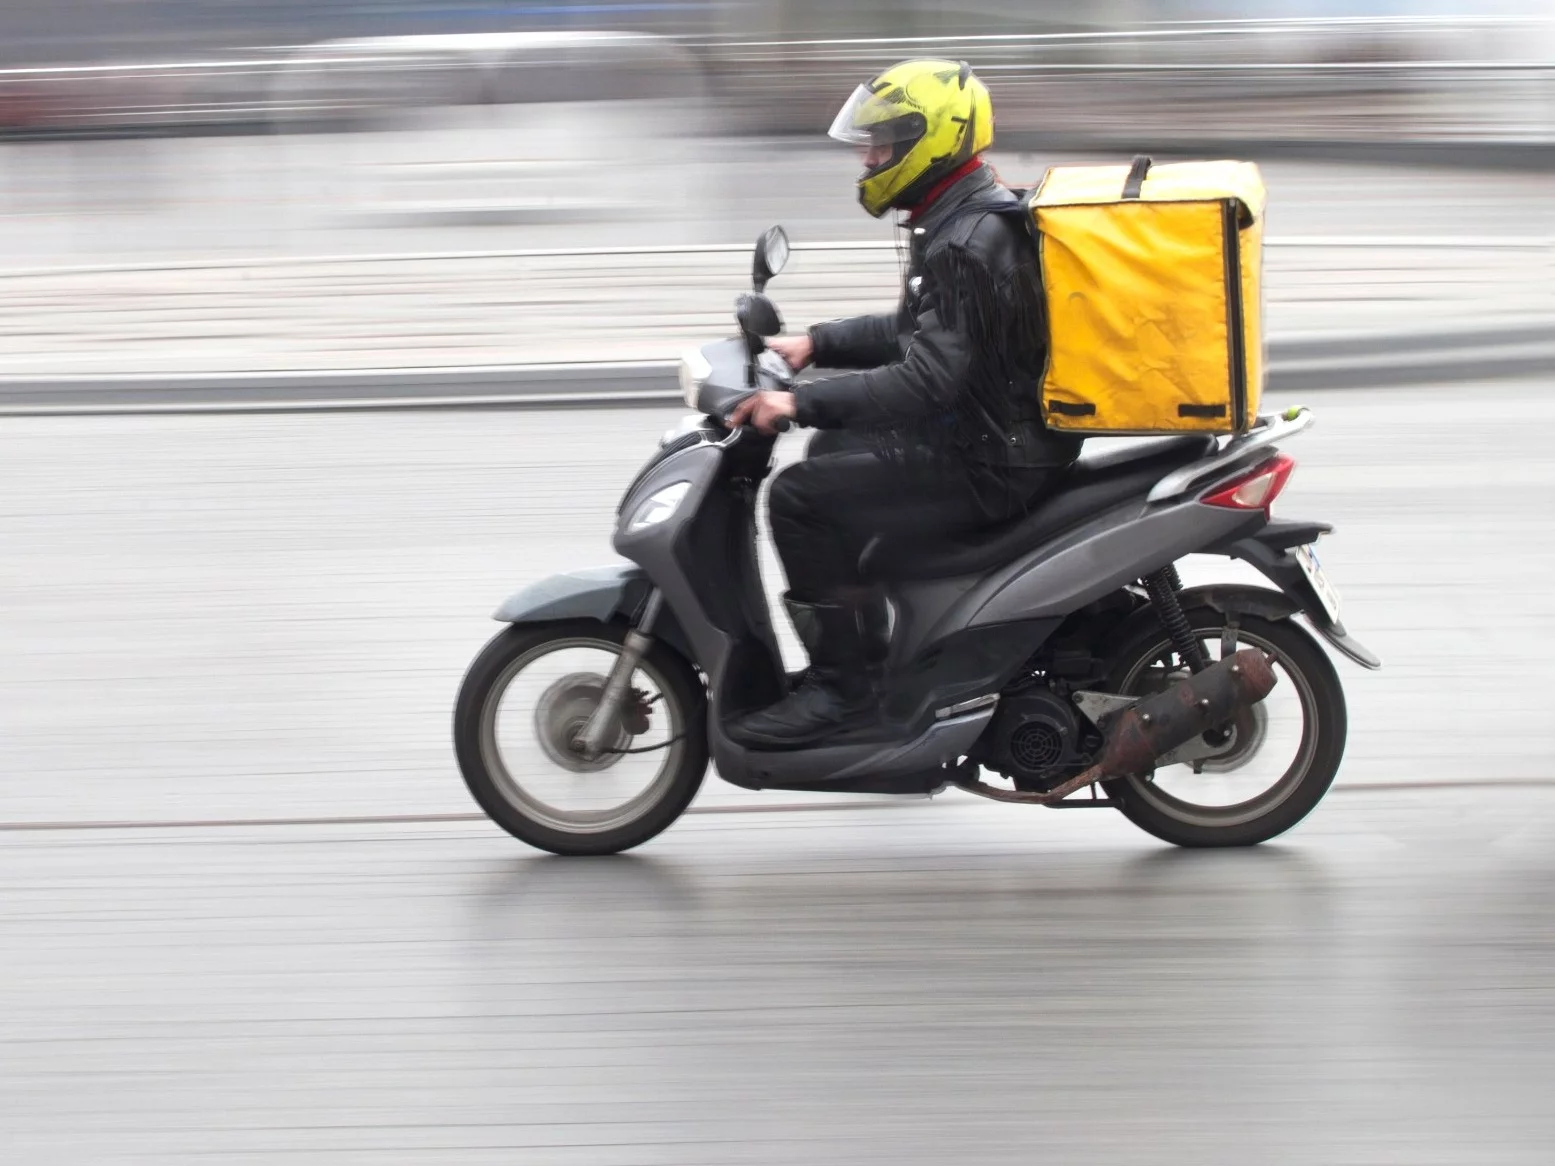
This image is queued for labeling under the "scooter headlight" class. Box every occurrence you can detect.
[626,481,691,533]
[678,348,712,409]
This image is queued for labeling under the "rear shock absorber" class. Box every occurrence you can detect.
[1144,565,1209,674]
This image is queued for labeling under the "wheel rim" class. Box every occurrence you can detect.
[1118,627,1319,828]
[478,637,686,835]
[533,672,631,774]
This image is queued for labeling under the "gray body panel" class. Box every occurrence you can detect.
[874,575,982,671]
[965,498,1256,628]
[493,562,645,624]
[613,439,734,676]
[492,559,695,664]
[721,708,996,792]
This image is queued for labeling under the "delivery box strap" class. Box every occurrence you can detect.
[1121,155,1153,200]
[1046,400,1231,421]
[1047,400,1097,417]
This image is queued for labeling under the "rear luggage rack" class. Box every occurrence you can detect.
[1147,407,1314,504]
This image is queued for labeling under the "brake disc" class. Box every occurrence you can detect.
[533,673,631,773]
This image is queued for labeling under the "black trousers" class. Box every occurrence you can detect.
[768,429,1063,598]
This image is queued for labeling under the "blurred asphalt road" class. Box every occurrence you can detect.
[4,378,1555,826]
[4,789,1555,1164]
[4,380,1555,1162]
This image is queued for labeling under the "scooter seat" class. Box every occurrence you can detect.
[860,435,1218,582]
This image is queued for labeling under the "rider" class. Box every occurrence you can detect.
[727,59,1084,748]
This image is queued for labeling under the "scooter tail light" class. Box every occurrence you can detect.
[1202,453,1296,511]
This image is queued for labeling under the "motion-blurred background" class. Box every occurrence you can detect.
[3,6,1555,1164]
[1,1,1551,264]
[0,1,1550,370]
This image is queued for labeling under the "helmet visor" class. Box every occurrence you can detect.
[827,83,926,147]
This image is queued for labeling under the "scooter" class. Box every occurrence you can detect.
[454,227,1380,856]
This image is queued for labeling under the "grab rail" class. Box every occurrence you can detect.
[1146,407,1315,504]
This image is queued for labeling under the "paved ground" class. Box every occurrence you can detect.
[4,790,1555,1164]
[4,379,1555,1161]
[3,378,1554,826]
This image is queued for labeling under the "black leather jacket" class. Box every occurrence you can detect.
[794,164,1082,477]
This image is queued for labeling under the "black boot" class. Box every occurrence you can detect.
[729,595,884,749]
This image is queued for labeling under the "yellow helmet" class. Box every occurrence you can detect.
[827,59,995,218]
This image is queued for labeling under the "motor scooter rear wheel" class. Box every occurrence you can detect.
[454,621,708,855]
[1102,610,1347,847]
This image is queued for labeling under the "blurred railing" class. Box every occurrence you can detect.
[0,57,300,134]
[0,31,706,136]
[697,16,1555,144]
[0,16,1548,147]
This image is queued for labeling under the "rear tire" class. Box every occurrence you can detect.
[454,621,708,856]
[1101,609,1347,848]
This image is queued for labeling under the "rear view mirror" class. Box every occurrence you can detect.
[753,225,790,292]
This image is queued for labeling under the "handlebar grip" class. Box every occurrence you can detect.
[771,416,792,434]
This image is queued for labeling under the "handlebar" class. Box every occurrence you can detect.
[718,353,796,435]
[756,351,795,433]
[716,409,793,437]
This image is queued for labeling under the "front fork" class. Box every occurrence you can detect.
[575,589,663,760]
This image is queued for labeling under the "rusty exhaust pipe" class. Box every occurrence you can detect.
[956,647,1279,806]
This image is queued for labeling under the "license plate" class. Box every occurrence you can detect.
[1294,543,1343,624]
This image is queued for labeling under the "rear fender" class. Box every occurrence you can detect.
[1219,523,1382,670]
[1181,583,1300,623]
[493,563,697,666]
[1103,583,1298,664]
[1103,577,1380,672]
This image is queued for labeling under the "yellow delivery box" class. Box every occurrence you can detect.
[1027,156,1267,435]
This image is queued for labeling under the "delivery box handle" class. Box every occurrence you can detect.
[1121,155,1153,200]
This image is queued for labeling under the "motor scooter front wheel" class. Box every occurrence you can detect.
[454,621,708,855]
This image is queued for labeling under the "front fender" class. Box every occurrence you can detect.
[492,563,696,667]
[494,563,651,624]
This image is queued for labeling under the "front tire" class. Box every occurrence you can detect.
[454,621,709,856]
[1102,609,1347,848]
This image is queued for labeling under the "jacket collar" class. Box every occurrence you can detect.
[905,158,985,220]
[902,162,1001,237]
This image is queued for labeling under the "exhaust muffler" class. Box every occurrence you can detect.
[956,647,1278,805]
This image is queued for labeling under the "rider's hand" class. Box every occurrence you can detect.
[766,333,814,371]
[728,390,798,436]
